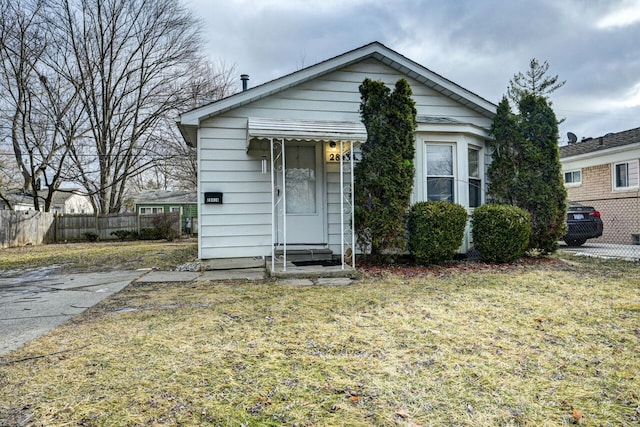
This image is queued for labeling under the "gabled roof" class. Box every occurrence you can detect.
[134,190,197,205]
[559,126,640,159]
[4,189,88,206]
[177,41,496,146]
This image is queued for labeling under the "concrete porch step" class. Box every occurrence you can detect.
[266,259,358,279]
[273,247,333,262]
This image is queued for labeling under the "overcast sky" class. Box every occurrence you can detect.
[184,0,640,144]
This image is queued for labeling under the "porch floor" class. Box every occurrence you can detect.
[266,259,358,279]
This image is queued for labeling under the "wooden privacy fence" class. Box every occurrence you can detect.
[0,211,180,248]
[0,210,55,249]
[54,212,180,241]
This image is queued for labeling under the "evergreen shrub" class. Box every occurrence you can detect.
[82,231,99,242]
[408,201,467,265]
[472,204,531,262]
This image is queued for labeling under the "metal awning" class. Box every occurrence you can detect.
[247,117,367,149]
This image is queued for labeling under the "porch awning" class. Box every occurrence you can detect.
[246,117,367,149]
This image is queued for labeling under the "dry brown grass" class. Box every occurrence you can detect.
[0,239,197,273]
[1,257,639,426]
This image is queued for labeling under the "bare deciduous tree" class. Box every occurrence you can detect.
[0,0,80,211]
[47,0,203,213]
[1,0,230,212]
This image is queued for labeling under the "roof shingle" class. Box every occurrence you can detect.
[559,126,640,158]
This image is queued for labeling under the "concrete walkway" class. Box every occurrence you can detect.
[135,267,267,283]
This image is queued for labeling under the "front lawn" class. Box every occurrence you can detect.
[0,239,197,273]
[1,257,639,426]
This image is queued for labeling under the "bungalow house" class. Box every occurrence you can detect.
[177,42,496,271]
[133,190,198,234]
[559,126,640,245]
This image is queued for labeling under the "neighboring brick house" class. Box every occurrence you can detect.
[133,190,197,234]
[559,127,640,245]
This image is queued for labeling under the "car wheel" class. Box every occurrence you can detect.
[564,238,587,247]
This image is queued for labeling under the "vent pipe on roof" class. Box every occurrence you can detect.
[240,74,249,91]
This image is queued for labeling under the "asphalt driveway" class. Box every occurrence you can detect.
[0,267,267,357]
[0,270,145,356]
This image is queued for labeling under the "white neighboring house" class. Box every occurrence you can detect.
[0,189,94,214]
[177,41,496,270]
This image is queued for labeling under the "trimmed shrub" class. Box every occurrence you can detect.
[151,214,180,241]
[110,230,134,241]
[139,227,161,240]
[472,204,531,263]
[408,201,467,265]
[82,231,99,242]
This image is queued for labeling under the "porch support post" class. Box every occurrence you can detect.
[270,138,275,273]
[350,141,356,270]
[340,140,345,270]
[281,138,287,271]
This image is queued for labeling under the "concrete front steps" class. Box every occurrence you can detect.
[268,247,357,279]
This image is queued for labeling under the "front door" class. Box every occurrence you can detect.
[277,143,325,245]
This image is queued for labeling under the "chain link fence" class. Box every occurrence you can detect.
[559,196,640,261]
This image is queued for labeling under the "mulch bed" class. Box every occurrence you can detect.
[357,255,568,278]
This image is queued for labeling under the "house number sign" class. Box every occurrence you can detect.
[204,192,223,204]
[326,152,360,162]
[325,142,361,163]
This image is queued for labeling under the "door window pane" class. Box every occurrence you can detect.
[285,145,316,213]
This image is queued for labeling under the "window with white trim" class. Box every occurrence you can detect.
[564,170,582,185]
[468,147,482,208]
[426,144,455,203]
[140,206,164,214]
[170,206,182,214]
[613,160,639,190]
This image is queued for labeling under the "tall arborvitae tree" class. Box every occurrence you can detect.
[487,93,566,253]
[507,58,565,107]
[515,94,566,252]
[355,78,416,260]
[487,97,520,205]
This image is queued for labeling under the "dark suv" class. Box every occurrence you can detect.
[563,203,603,246]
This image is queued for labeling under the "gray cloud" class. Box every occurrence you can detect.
[186,0,640,141]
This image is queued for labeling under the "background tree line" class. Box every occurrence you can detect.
[0,0,235,214]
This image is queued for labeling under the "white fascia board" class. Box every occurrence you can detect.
[416,122,491,139]
[561,142,640,170]
[177,122,197,147]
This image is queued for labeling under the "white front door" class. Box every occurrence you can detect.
[278,143,325,245]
